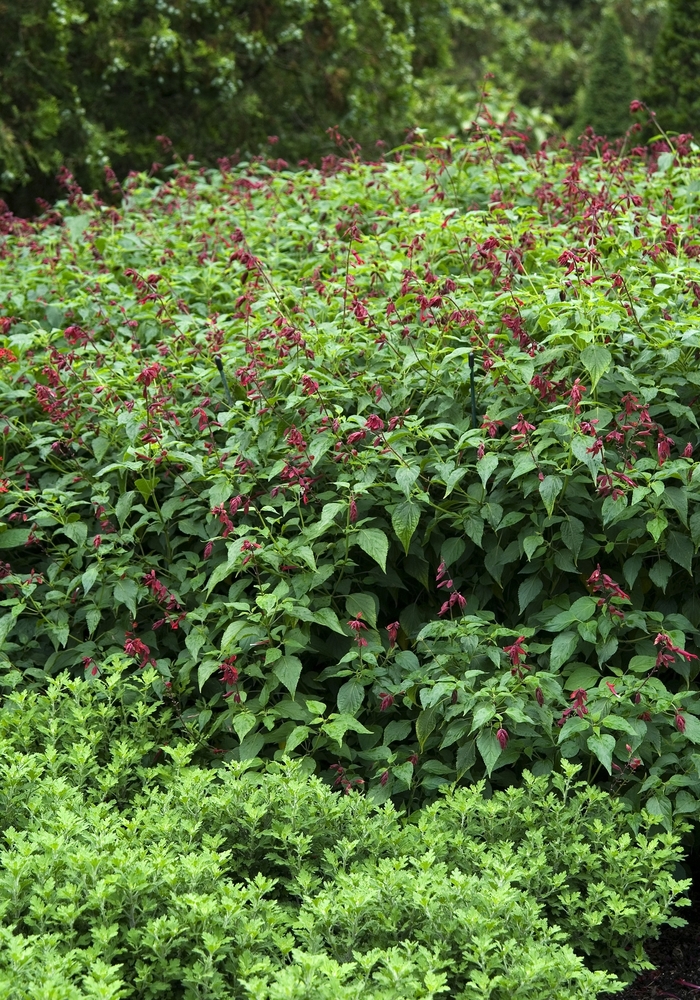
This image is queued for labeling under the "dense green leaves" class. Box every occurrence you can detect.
[2,119,700,822]
[0,678,691,992]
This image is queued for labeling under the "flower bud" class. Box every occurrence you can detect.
[496,728,509,750]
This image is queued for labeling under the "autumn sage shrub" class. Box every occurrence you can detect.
[0,685,691,996]
[2,116,700,819]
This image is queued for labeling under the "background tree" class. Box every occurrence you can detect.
[576,10,634,137]
[647,0,700,134]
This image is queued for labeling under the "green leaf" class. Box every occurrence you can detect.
[383,720,412,745]
[561,517,584,561]
[114,577,138,617]
[392,762,414,787]
[580,345,612,390]
[628,655,657,673]
[464,515,484,548]
[392,500,421,555]
[444,467,466,497]
[291,605,346,635]
[645,794,673,830]
[523,534,544,561]
[323,714,372,745]
[587,733,616,774]
[477,453,498,488]
[476,729,502,778]
[134,478,154,503]
[115,492,135,528]
[92,436,110,463]
[395,465,420,498]
[663,487,688,526]
[197,662,220,690]
[186,628,207,661]
[623,555,643,589]
[416,707,438,751]
[647,513,668,543]
[681,713,700,744]
[456,739,476,776]
[82,564,99,595]
[337,678,364,715]
[285,725,311,752]
[60,521,88,546]
[354,528,389,573]
[564,665,601,690]
[539,475,562,516]
[509,453,537,480]
[0,528,31,549]
[346,593,377,629]
[666,532,693,574]
[648,558,673,590]
[86,608,101,637]
[273,655,303,698]
[550,631,578,671]
[0,604,23,649]
[238,732,265,761]
[232,712,257,743]
[518,576,543,614]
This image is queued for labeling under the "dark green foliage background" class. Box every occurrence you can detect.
[0,0,674,214]
[648,0,700,136]
[577,13,633,138]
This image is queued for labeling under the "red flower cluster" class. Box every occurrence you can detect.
[654,633,698,670]
[435,562,466,618]
[124,629,156,669]
[557,688,588,726]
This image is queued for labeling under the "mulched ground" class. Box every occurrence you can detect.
[616,852,700,999]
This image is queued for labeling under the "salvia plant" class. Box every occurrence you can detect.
[2,105,700,830]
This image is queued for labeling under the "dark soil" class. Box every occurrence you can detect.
[618,853,700,1000]
[619,920,700,998]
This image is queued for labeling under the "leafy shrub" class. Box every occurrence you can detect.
[0,682,691,995]
[2,120,700,822]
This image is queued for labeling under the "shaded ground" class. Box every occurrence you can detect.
[618,854,700,1000]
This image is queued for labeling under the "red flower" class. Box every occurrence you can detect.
[657,432,674,466]
[535,687,544,707]
[364,414,385,432]
[379,692,394,711]
[380,770,389,786]
[630,100,644,113]
[301,374,319,395]
[504,636,527,668]
[347,615,367,632]
[675,713,686,734]
[684,442,694,458]
[220,655,239,687]
[386,621,400,648]
[654,633,698,670]
[135,362,165,387]
[496,728,509,750]
[124,631,155,669]
[511,413,536,439]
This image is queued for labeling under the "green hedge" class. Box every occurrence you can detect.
[0,675,691,997]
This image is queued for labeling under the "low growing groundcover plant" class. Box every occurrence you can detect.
[0,675,692,998]
[3,110,700,827]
